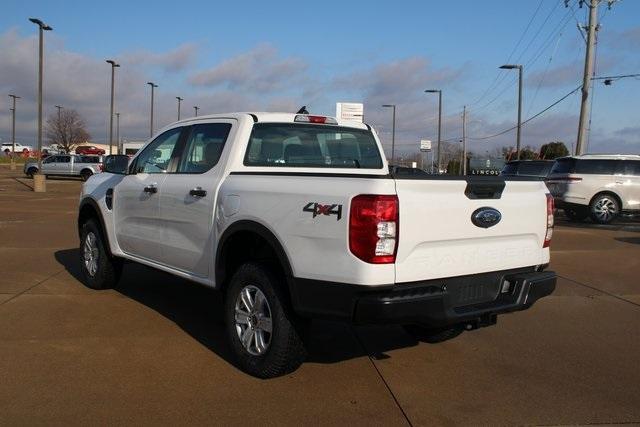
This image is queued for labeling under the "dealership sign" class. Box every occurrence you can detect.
[336,102,364,123]
[420,140,432,152]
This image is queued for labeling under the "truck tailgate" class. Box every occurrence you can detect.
[394,177,549,283]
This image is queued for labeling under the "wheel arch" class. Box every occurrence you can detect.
[589,190,622,209]
[215,220,294,293]
[78,197,113,256]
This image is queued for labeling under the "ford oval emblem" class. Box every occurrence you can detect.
[471,207,502,228]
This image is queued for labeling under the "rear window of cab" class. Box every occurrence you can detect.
[244,123,383,169]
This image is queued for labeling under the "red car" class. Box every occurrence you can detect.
[75,145,106,155]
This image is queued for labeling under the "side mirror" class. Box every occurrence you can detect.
[103,155,130,175]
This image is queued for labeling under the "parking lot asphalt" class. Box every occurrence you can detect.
[1,166,639,426]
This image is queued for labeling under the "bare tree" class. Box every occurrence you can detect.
[45,109,91,153]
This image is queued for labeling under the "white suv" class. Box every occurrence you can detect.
[547,154,640,224]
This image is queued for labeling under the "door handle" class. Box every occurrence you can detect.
[615,181,623,184]
[143,185,157,194]
[189,187,207,197]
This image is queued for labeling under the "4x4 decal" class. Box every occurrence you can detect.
[303,202,342,221]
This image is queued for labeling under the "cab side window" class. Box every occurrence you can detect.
[177,123,232,174]
[133,128,183,174]
[622,160,640,176]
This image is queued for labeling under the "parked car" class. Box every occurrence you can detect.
[546,154,640,224]
[2,142,33,154]
[24,154,103,181]
[42,144,64,155]
[501,160,554,178]
[78,112,556,378]
[75,145,106,155]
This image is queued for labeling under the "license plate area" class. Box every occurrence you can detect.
[448,271,505,307]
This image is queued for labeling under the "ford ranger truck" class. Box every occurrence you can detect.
[78,113,556,378]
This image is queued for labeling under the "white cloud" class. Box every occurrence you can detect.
[189,43,307,92]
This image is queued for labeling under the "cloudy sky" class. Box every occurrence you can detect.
[1,0,639,156]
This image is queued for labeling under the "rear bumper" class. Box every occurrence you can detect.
[290,268,556,327]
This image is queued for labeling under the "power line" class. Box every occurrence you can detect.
[469,0,569,110]
[592,73,640,82]
[468,0,546,106]
[469,6,575,115]
[526,26,566,116]
[467,85,582,141]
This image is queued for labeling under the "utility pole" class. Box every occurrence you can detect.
[29,18,52,192]
[115,112,120,154]
[462,105,467,176]
[176,96,183,120]
[147,82,158,138]
[425,89,442,173]
[572,0,619,155]
[576,0,599,155]
[55,105,62,121]
[193,105,199,117]
[106,60,120,155]
[9,94,20,170]
[499,64,523,159]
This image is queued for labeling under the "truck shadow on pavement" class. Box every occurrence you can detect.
[54,249,420,370]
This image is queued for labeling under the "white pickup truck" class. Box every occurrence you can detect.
[78,112,556,378]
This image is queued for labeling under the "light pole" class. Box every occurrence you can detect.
[29,18,52,192]
[425,89,442,173]
[55,105,62,121]
[9,94,20,170]
[106,60,120,155]
[500,64,523,160]
[147,82,158,138]
[193,105,199,117]
[115,112,120,154]
[382,104,396,165]
[176,96,183,120]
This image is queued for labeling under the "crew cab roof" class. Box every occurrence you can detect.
[172,112,369,130]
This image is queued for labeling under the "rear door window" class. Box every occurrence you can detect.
[622,160,640,176]
[177,123,232,173]
[244,123,383,169]
[574,160,619,175]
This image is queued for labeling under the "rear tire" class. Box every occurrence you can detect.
[589,193,620,225]
[224,262,306,378]
[403,324,464,344]
[564,207,588,222]
[79,219,122,290]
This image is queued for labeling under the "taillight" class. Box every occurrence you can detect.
[544,193,554,248]
[294,115,338,125]
[349,195,399,264]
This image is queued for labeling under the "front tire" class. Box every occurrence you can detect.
[224,262,306,378]
[79,219,122,290]
[26,167,37,178]
[589,194,619,224]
